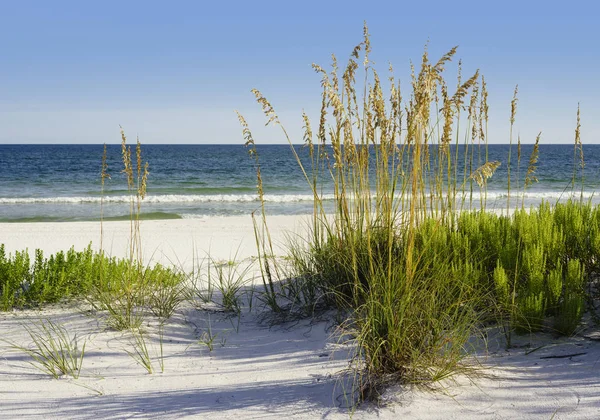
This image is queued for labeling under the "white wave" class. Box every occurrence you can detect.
[0,190,596,205]
[480,191,597,200]
[0,193,338,205]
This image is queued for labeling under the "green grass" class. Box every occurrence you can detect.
[125,327,154,374]
[0,245,185,320]
[5,318,86,379]
[238,24,596,402]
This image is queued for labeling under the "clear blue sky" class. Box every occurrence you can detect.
[0,0,598,144]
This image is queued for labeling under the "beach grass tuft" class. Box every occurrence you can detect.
[6,318,86,379]
[239,24,597,402]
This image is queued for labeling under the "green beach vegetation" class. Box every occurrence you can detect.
[0,24,598,408]
[0,130,187,377]
[239,24,598,401]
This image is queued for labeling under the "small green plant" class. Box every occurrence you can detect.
[7,319,86,379]
[209,255,253,313]
[0,244,115,311]
[554,259,585,335]
[493,260,516,345]
[546,263,563,310]
[125,327,153,374]
[198,314,222,352]
[185,250,217,306]
[157,322,165,373]
[91,261,146,331]
[516,244,547,333]
[147,267,186,320]
[244,283,257,313]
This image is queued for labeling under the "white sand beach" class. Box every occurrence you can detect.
[1,216,600,419]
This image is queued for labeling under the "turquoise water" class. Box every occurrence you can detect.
[0,144,598,222]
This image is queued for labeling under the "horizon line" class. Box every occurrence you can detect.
[0,143,592,146]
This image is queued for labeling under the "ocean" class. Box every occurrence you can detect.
[0,144,598,222]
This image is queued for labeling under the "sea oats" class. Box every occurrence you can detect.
[433,46,458,76]
[363,21,371,67]
[479,76,488,143]
[302,111,314,157]
[331,54,340,96]
[252,89,280,126]
[120,127,134,190]
[575,104,583,169]
[525,133,541,188]
[318,91,328,147]
[136,138,142,182]
[510,85,519,125]
[452,71,479,111]
[235,111,256,153]
[441,83,453,148]
[470,161,501,187]
[468,84,479,143]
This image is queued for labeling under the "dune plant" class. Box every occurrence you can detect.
[507,86,518,214]
[0,247,31,310]
[185,251,253,313]
[239,25,497,398]
[125,327,154,374]
[6,318,86,379]
[208,255,253,313]
[92,129,150,330]
[187,257,214,306]
[148,269,186,320]
[521,133,541,208]
[198,313,222,352]
[554,259,585,335]
[237,112,282,313]
[238,23,600,401]
[516,243,547,333]
[0,244,123,311]
[546,263,563,309]
[493,260,513,343]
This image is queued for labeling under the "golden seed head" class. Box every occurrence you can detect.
[525,132,542,188]
[510,85,519,124]
[235,110,256,154]
[363,21,371,67]
[302,111,314,156]
[575,104,584,169]
[470,161,501,187]
[252,89,280,126]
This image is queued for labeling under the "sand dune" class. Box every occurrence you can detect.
[1,216,599,419]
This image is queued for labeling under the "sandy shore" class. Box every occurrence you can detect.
[1,216,600,419]
[0,215,312,268]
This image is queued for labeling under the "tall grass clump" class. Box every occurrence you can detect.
[5,318,86,379]
[237,112,282,313]
[239,24,598,400]
[91,130,185,330]
[239,25,496,397]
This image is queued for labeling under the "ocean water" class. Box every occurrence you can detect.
[0,144,599,222]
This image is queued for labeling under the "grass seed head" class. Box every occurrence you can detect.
[525,132,541,188]
[470,161,501,187]
[510,85,519,125]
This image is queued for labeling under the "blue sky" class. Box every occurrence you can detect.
[0,0,598,144]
